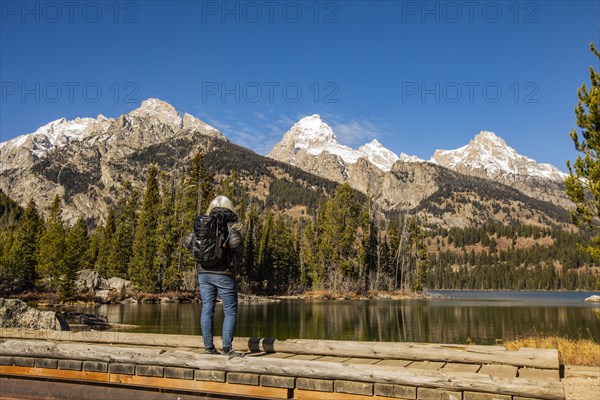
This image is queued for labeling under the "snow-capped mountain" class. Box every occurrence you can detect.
[430,131,567,182]
[0,99,221,173]
[268,114,404,172]
[268,116,571,223]
[0,100,572,229]
[0,98,225,222]
[0,116,112,158]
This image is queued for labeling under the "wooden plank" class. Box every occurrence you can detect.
[406,361,445,370]
[316,356,351,363]
[564,365,600,379]
[343,358,379,365]
[288,354,322,361]
[295,388,404,400]
[375,360,412,368]
[518,368,560,382]
[442,363,481,373]
[0,340,565,400]
[0,365,109,382]
[273,339,559,369]
[110,374,289,399]
[479,364,518,378]
[0,330,559,369]
[261,352,295,359]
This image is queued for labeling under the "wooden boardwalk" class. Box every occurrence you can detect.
[0,329,565,400]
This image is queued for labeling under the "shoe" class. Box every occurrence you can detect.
[204,347,219,354]
[220,347,245,358]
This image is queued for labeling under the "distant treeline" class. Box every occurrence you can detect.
[0,153,597,299]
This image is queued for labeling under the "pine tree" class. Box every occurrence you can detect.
[61,217,89,301]
[173,152,214,285]
[129,165,162,292]
[84,228,101,271]
[156,172,179,291]
[316,184,365,291]
[256,211,274,285]
[107,186,139,279]
[37,195,65,290]
[566,42,600,261]
[11,199,43,290]
[242,205,259,285]
[95,208,116,277]
[301,217,319,287]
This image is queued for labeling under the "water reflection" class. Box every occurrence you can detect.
[91,291,600,345]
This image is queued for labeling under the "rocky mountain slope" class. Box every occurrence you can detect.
[430,131,570,209]
[0,99,338,224]
[268,115,571,228]
[1,99,571,229]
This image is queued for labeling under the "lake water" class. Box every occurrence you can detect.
[90,291,599,345]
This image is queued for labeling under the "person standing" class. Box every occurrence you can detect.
[184,195,244,357]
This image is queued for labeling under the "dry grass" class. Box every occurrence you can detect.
[504,335,600,366]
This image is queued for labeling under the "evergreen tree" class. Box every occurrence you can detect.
[242,205,259,285]
[107,186,139,278]
[173,152,214,284]
[300,217,318,287]
[84,228,101,271]
[256,211,274,285]
[61,217,89,300]
[0,230,18,293]
[11,199,43,290]
[566,42,600,261]
[316,184,366,291]
[156,172,179,291]
[37,195,65,290]
[95,208,116,277]
[129,165,162,292]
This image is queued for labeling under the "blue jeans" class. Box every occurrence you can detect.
[198,273,238,350]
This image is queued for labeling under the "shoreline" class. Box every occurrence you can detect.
[7,289,433,307]
[7,288,599,307]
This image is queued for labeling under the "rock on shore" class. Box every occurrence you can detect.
[0,298,69,330]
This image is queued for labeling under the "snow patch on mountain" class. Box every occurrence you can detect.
[0,99,224,165]
[0,116,110,158]
[271,114,404,172]
[399,153,425,163]
[431,130,567,181]
[357,139,399,171]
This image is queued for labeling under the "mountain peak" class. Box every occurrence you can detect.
[290,114,337,145]
[472,130,508,147]
[357,139,399,171]
[128,98,182,128]
[432,130,566,181]
[270,116,406,172]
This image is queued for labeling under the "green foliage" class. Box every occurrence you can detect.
[36,195,65,290]
[155,172,180,291]
[314,184,367,291]
[11,199,43,291]
[1,149,597,297]
[61,217,89,300]
[95,208,115,277]
[172,151,215,287]
[106,184,139,279]
[128,165,162,293]
[0,189,23,228]
[566,42,600,262]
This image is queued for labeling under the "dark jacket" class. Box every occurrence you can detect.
[183,207,243,276]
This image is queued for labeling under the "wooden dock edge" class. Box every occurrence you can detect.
[0,329,559,369]
[0,338,565,400]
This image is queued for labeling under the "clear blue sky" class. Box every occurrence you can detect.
[1,1,599,171]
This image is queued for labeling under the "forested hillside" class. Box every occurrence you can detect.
[0,153,597,298]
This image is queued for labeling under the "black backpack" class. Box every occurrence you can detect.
[193,211,229,268]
